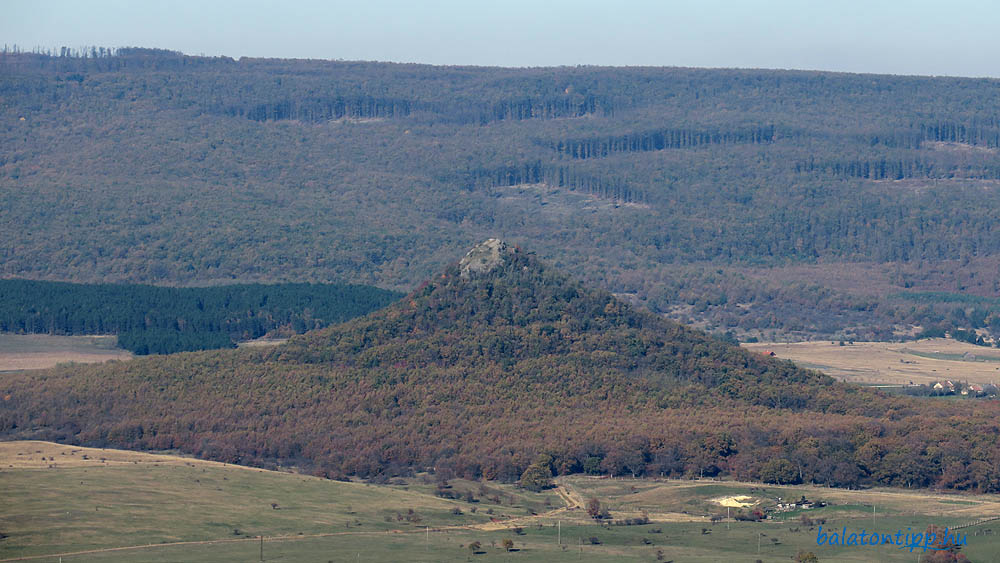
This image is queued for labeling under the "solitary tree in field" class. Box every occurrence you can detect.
[586,498,602,519]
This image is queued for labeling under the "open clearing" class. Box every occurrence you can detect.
[714,495,754,508]
[562,475,1000,522]
[496,183,651,217]
[743,337,1000,386]
[0,441,557,561]
[236,337,289,348]
[3,442,999,562]
[0,334,130,372]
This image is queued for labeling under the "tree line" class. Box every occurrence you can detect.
[795,157,1000,180]
[550,124,778,159]
[209,93,615,126]
[0,279,402,354]
[461,161,648,204]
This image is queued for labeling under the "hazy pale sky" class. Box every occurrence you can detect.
[4,0,999,77]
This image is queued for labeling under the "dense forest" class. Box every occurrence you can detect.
[4,48,1000,340]
[0,279,402,354]
[3,243,1000,493]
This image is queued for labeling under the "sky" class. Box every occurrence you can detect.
[4,0,1000,77]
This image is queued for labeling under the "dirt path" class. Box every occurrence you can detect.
[469,506,572,531]
[16,456,990,561]
[455,481,588,531]
[0,472,582,562]
[553,483,585,510]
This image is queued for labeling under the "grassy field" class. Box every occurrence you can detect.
[0,334,130,372]
[3,442,999,562]
[0,442,557,561]
[743,338,1000,386]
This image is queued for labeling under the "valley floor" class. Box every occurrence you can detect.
[2,441,997,562]
[743,337,1000,386]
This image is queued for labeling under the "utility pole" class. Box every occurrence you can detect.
[757,531,761,555]
[259,535,263,562]
[727,506,730,530]
[558,520,561,545]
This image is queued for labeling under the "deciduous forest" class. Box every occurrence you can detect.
[3,246,1000,493]
[4,48,1000,340]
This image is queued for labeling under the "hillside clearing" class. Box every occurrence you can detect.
[0,334,130,372]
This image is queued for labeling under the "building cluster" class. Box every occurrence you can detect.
[929,380,997,396]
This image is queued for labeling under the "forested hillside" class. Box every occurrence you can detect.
[3,48,1000,339]
[0,279,402,354]
[3,241,1000,492]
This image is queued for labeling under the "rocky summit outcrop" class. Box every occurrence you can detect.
[458,238,511,279]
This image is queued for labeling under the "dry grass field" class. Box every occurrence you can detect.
[743,338,1000,386]
[0,441,559,561]
[0,441,276,471]
[0,334,131,372]
[4,442,1000,562]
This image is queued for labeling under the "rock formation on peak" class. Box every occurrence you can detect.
[458,238,511,279]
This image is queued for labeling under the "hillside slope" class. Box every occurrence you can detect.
[2,241,999,491]
[4,50,1000,339]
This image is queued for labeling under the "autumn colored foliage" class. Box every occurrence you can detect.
[2,245,1000,493]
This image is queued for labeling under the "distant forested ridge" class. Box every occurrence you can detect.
[4,47,1000,340]
[0,279,402,354]
[3,242,1000,493]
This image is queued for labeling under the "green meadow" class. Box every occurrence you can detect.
[3,443,998,562]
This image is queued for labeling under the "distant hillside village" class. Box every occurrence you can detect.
[903,380,998,398]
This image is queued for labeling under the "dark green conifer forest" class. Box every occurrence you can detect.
[0,279,401,354]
